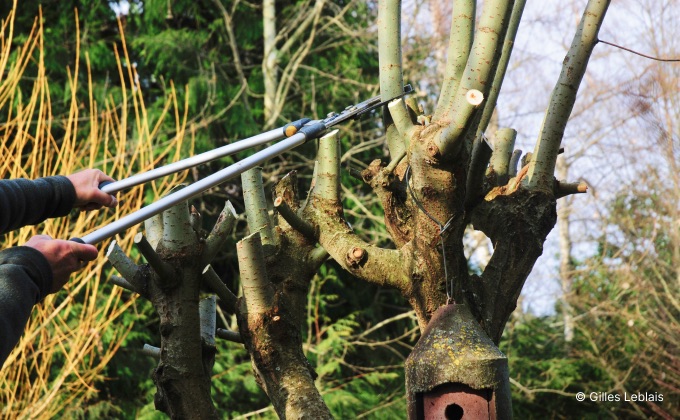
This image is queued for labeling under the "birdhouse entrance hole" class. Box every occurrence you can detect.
[445,403,464,419]
[417,382,494,419]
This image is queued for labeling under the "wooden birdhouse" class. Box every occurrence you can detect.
[405,304,512,419]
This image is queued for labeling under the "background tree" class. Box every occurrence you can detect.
[564,1,680,416]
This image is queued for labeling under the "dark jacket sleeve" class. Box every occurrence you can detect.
[0,247,52,366]
[0,176,76,234]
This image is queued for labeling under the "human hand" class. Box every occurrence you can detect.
[67,169,118,211]
[24,235,99,293]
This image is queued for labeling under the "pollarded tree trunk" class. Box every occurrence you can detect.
[273,0,608,417]
[107,186,238,419]
[235,167,332,419]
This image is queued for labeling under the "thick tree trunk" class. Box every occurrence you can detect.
[470,188,557,343]
[150,260,217,419]
[237,293,332,419]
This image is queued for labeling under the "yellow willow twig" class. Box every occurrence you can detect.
[0,4,193,419]
[0,18,38,109]
[0,0,18,86]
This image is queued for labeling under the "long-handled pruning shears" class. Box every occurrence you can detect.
[73,85,413,245]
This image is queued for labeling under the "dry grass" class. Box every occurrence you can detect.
[0,2,193,418]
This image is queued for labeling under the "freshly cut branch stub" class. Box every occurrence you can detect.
[466,89,484,106]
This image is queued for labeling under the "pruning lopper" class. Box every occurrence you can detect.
[74,85,413,245]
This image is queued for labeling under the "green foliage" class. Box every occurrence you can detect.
[1,0,119,118]
[307,264,414,418]
[95,297,158,415]
[323,371,406,419]
[502,315,611,418]
[210,342,272,418]
[504,171,680,418]
[61,400,125,419]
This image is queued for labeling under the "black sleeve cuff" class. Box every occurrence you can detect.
[0,247,53,301]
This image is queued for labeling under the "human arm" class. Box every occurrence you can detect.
[0,169,117,234]
[0,236,98,366]
[0,176,76,234]
[0,246,51,366]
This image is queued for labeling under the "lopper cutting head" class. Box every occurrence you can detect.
[322,84,414,128]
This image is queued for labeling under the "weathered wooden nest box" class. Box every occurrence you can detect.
[405,304,511,419]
